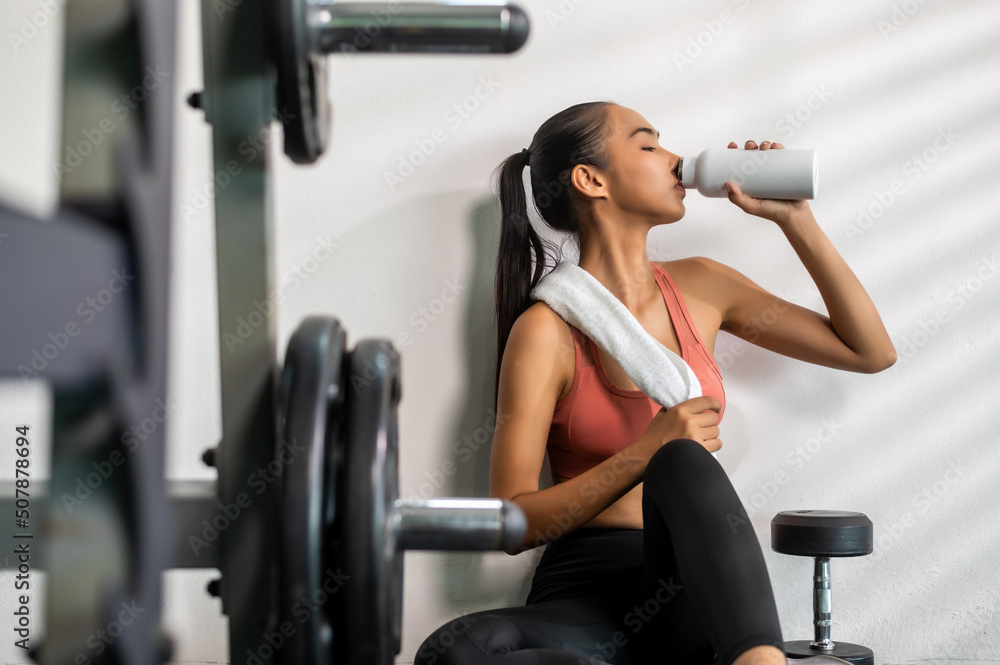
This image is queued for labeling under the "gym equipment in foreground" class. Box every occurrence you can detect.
[280,315,526,665]
[771,510,875,665]
[276,0,530,163]
[0,1,529,664]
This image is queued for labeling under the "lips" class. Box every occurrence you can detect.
[675,183,685,194]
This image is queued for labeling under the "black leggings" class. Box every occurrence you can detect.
[414,439,786,665]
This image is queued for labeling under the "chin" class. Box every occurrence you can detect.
[655,213,684,226]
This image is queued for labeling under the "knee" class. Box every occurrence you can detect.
[414,612,520,665]
[645,438,713,484]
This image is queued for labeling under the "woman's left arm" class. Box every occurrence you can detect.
[707,139,897,374]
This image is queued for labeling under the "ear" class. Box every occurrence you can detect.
[570,162,609,201]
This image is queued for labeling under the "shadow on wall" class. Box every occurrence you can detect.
[432,195,547,609]
[282,189,547,608]
[322,189,861,616]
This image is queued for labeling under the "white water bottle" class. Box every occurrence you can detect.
[678,148,818,199]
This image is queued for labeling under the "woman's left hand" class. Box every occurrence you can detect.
[724,140,811,227]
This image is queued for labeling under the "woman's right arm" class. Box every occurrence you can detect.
[488,304,652,555]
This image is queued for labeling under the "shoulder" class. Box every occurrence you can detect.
[653,257,736,325]
[653,256,725,288]
[507,300,575,380]
[512,300,575,359]
[654,255,724,276]
[515,299,569,334]
[501,301,575,407]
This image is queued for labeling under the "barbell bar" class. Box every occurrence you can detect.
[275,0,530,163]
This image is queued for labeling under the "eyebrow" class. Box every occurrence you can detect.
[629,127,660,140]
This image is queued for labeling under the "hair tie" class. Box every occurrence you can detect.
[521,147,531,163]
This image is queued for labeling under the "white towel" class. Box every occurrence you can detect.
[529,260,719,458]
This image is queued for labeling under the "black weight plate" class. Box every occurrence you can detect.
[771,510,873,557]
[336,338,403,665]
[278,316,347,665]
[274,0,332,164]
[783,640,874,665]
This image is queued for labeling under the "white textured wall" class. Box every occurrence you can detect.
[2,1,999,664]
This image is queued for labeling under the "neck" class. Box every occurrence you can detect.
[577,224,658,314]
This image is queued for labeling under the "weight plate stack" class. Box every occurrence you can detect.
[278,316,347,665]
[334,338,404,665]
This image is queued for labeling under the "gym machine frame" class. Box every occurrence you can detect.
[1,1,529,664]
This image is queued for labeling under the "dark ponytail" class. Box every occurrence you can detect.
[491,100,616,405]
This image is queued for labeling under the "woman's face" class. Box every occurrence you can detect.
[580,105,686,224]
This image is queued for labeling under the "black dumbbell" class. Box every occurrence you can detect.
[772,510,875,665]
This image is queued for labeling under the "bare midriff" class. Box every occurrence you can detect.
[552,472,645,529]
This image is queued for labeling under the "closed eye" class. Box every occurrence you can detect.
[643,147,656,152]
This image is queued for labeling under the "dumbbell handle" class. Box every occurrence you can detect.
[811,556,835,649]
[307,2,529,54]
[394,497,526,552]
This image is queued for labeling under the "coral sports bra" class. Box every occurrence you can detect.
[545,262,725,479]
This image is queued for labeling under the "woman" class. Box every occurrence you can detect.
[414,101,895,665]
